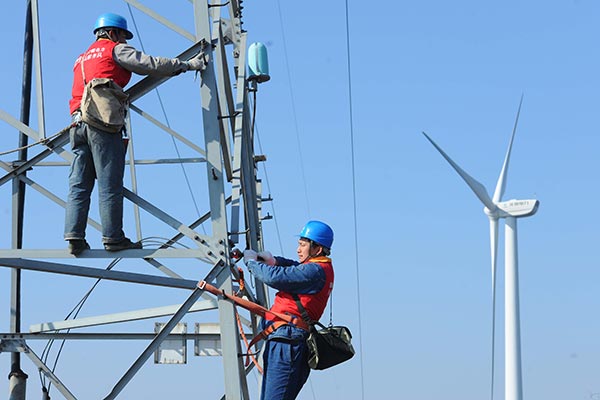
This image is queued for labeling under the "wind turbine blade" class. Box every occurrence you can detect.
[488,217,499,400]
[422,132,496,211]
[492,95,523,203]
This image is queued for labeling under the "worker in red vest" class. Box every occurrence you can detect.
[244,220,334,400]
[64,13,208,255]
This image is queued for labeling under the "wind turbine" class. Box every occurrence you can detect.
[422,98,539,400]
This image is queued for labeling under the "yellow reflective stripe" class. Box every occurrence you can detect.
[307,256,331,263]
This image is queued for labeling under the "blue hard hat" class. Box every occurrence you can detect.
[94,13,133,39]
[299,220,334,249]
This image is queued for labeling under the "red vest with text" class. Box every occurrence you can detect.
[69,39,132,114]
[268,257,334,324]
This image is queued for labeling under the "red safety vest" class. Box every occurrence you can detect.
[69,39,132,114]
[268,256,334,323]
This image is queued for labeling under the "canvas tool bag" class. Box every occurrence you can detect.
[293,294,355,370]
[80,58,129,133]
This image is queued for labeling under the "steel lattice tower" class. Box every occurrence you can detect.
[0,1,268,399]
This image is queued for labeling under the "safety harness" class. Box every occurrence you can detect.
[197,278,309,368]
[197,280,306,326]
[196,253,333,372]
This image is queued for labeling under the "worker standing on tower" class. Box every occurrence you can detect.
[64,13,209,255]
[244,220,335,400]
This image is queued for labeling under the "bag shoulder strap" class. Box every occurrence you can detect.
[292,294,328,330]
[80,57,87,85]
[291,294,311,325]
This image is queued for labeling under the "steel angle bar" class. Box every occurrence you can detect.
[214,23,234,181]
[147,195,232,247]
[31,0,46,139]
[192,2,230,244]
[126,40,208,102]
[30,298,219,333]
[236,312,252,329]
[129,104,206,156]
[104,288,203,400]
[191,0,247,393]
[141,195,231,275]
[128,157,206,164]
[0,131,70,187]
[234,49,269,307]
[0,108,40,141]
[0,258,199,289]
[104,260,226,400]
[122,188,219,262]
[34,158,206,166]
[240,92,269,305]
[228,32,248,245]
[0,249,211,260]
[211,266,250,400]
[257,178,264,225]
[1,339,77,400]
[243,359,260,380]
[18,161,70,166]
[144,258,184,278]
[241,99,269,307]
[124,0,196,42]
[99,256,212,300]
[228,0,243,23]
[0,160,103,232]
[124,112,143,242]
[2,333,222,341]
[142,257,220,298]
[214,25,235,132]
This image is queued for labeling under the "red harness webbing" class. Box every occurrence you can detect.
[235,308,263,373]
[197,279,308,367]
[197,279,311,371]
[197,280,308,331]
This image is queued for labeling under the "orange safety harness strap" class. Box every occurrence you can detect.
[235,307,263,374]
[246,320,290,349]
[198,280,308,369]
[197,280,308,332]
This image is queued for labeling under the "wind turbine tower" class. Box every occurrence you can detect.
[423,99,539,400]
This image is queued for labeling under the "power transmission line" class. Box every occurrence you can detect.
[275,1,311,220]
[344,1,366,399]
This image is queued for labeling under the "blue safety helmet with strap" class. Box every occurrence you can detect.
[93,13,133,40]
[299,220,334,249]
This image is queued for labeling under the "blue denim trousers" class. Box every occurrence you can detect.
[260,324,311,400]
[64,116,126,243]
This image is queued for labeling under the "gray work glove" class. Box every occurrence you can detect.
[185,51,209,72]
[243,249,258,263]
[257,251,276,266]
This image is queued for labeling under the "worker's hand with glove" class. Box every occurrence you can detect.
[257,251,276,266]
[243,249,258,263]
[185,50,210,72]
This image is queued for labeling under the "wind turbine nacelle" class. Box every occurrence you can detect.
[496,199,539,217]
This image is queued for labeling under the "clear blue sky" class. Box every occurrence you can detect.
[1,1,599,399]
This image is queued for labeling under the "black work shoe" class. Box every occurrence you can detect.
[104,238,143,252]
[68,239,90,256]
